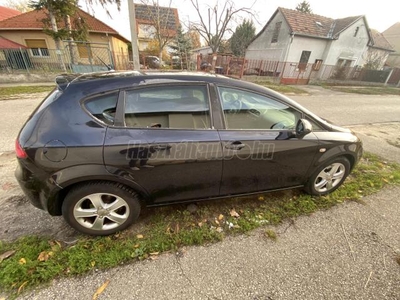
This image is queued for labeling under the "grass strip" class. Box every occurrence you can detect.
[0,86,54,99]
[0,152,399,296]
[322,86,400,96]
[247,80,308,95]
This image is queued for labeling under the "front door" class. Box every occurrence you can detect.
[216,86,320,195]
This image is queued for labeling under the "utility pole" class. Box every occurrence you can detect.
[128,0,140,70]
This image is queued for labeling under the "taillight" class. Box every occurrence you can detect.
[15,140,28,159]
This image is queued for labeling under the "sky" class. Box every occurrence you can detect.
[0,0,399,42]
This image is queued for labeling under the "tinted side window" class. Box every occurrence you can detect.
[218,86,301,130]
[124,85,211,129]
[85,92,119,125]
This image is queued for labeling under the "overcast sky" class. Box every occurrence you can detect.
[1,0,399,42]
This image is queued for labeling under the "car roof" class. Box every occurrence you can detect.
[56,71,306,109]
[56,71,251,92]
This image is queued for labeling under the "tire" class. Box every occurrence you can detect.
[62,182,141,236]
[304,157,351,196]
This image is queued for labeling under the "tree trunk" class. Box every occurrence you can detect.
[211,52,217,72]
[49,9,66,72]
[64,15,76,65]
[159,51,163,68]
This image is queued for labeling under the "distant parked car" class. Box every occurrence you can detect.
[15,71,363,235]
[142,56,163,69]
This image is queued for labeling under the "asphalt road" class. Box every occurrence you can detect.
[292,86,400,126]
[1,86,399,299]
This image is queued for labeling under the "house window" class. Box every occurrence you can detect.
[312,59,323,71]
[271,22,282,43]
[336,59,352,67]
[77,44,92,59]
[298,51,311,70]
[25,39,49,57]
[354,27,359,37]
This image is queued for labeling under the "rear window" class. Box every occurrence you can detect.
[84,92,119,125]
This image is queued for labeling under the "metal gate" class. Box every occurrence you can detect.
[63,41,114,73]
[387,68,400,85]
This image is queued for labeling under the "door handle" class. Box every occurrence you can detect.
[153,144,172,151]
[225,142,246,150]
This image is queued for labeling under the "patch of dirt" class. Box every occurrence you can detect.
[0,152,79,242]
[350,123,400,145]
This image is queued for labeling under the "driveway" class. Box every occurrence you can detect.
[1,86,399,299]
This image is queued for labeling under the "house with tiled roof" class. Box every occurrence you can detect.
[246,7,393,83]
[0,7,130,71]
[0,5,21,21]
[134,3,179,51]
[383,23,400,67]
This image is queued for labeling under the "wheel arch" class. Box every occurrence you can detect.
[49,172,150,216]
[311,145,359,175]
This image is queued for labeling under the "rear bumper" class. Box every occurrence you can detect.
[15,160,62,215]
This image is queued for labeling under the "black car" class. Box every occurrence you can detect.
[15,71,363,236]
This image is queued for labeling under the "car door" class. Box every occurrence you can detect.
[216,86,320,195]
[104,83,223,204]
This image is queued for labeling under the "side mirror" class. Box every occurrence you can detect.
[296,119,312,138]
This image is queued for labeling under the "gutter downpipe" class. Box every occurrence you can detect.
[280,33,294,84]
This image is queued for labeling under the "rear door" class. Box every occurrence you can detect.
[104,83,223,204]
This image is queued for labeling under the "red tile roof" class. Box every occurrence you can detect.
[0,7,129,42]
[279,7,363,39]
[0,36,26,49]
[370,29,394,51]
[0,5,21,21]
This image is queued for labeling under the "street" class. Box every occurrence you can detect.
[0,86,399,299]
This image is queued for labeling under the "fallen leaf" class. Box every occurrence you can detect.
[215,219,220,225]
[198,222,203,227]
[149,252,159,256]
[19,258,26,265]
[92,280,110,300]
[133,244,140,248]
[218,214,224,220]
[91,261,96,267]
[136,234,144,239]
[230,209,240,218]
[37,251,50,262]
[0,250,16,263]
[2,182,15,191]
[258,196,265,201]
[216,227,223,233]
[17,281,28,294]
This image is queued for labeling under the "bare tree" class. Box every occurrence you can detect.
[3,0,32,12]
[82,0,121,16]
[363,49,388,70]
[189,0,256,67]
[136,0,178,62]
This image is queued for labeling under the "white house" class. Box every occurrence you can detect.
[383,23,400,68]
[246,7,393,82]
